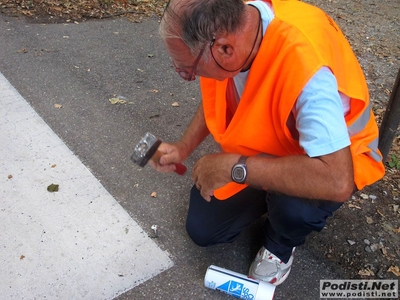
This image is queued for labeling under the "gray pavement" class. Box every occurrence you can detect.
[0,13,346,299]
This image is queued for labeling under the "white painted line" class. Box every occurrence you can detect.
[0,72,173,299]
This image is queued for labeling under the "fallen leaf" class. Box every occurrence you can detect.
[54,103,62,109]
[381,247,387,256]
[376,209,385,217]
[22,10,32,16]
[17,48,28,53]
[152,89,159,93]
[151,191,157,197]
[366,216,374,224]
[47,183,59,192]
[20,255,25,260]
[387,266,400,276]
[358,268,375,276]
[109,98,127,105]
[348,203,361,209]
[147,53,154,57]
[393,227,400,234]
[8,175,13,179]
[172,102,179,107]
[51,164,56,168]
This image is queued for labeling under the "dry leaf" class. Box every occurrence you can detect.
[151,191,157,198]
[358,268,374,276]
[22,10,32,16]
[366,216,374,224]
[109,98,127,105]
[172,102,179,107]
[47,183,59,192]
[8,175,13,179]
[20,255,25,260]
[17,48,28,53]
[393,227,400,234]
[381,247,387,256]
[51,164,56,168]
[387,266,400,276]
[376,209,385,217]
[348,203,361,209]
[54,103,62,109]
[152,89,159,93]
[391,204,399,213]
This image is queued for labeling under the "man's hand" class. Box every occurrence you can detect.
[191,153,239,201]
[148,141,189,173]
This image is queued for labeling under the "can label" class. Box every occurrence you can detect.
[204,265,275,300]
[217,280,254,298]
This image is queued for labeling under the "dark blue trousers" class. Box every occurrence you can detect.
[186,185,343,263]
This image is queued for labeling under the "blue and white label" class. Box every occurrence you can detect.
[217,280,255,299]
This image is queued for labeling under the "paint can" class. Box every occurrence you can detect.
[204,265,276,300]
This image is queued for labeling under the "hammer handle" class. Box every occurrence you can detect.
[151,150,187,175]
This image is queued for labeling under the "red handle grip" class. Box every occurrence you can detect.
[174,163,187,175]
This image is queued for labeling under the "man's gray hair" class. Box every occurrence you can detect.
[160,0,246,54]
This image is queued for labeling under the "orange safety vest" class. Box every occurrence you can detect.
[200,0,385,200]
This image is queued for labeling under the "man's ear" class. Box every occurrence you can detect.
[213,37,234,59]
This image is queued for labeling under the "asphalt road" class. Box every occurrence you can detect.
[0,13,347,299]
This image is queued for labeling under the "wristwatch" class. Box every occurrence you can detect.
[231,155,248,184]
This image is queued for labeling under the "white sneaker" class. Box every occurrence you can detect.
[249,246,294,285]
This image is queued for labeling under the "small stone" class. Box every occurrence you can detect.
[347,240,356,245]
[365,246,372,253]
[360,193,369,199]
[369,195,377,200]
[363,239,370,245]
[369,243,382,252]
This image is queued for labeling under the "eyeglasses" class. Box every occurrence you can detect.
[173,45,206,81]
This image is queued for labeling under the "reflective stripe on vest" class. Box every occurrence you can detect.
[347,103,382,163]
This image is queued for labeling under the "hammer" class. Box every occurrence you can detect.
[131,132,187,175]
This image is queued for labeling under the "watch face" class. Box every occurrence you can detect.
[232,165,246,183]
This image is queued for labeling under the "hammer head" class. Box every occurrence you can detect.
[131,132,162,167]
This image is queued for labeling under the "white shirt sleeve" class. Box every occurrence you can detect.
[293,67,351,157]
